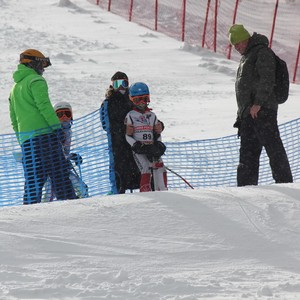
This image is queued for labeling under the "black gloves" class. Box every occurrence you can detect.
[233,117,242,138]
[233,118,241,129]
[145,142,166,162]
[132,141,166,158]
[132,141,148,154]
[69,153,83,166]
[150,141,166,157]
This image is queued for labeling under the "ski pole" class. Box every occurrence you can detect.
[70,162,85,198]
[76,162,86,197]
[165,166,194,189]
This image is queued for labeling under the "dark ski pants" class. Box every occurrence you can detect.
[21,132,77,204]
[111,134,140,194]
[237,108,293,186]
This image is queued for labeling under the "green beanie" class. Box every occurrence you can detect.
[228,24,250,45]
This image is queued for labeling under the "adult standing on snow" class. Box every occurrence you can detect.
[100,71,141,194]
[9,49,77,204]
[229,24,293,186]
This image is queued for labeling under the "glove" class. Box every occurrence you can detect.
[69,153,83,166]
[145,142,166,162]
[233,118,241,129]
[233,117,242,138]
[150,141,166,157]
[132,141,147,154]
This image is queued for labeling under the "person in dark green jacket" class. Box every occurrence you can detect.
[9,49,77,204]
[229,25,293,186]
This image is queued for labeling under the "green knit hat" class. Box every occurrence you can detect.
[228,24,250,45]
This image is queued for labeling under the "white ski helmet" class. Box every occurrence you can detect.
[53,101,73,118]
[54,101,72,112]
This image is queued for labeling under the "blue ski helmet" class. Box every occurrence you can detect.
[129,82,150,97]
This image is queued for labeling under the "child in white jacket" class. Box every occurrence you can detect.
[124,82,167,192]
[43,101,88,201]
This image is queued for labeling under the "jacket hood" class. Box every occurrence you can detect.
[246,32,269,54]
[13,64,38,83]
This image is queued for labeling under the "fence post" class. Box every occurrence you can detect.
[227,0,239,59]
[202,0,211,48]
[129,0,134,21]
[270,0,279,48]
[181,0,186,42]
[213,0,218,52]
[155,0,158,31]
[108,0,111,11]
[293,40,300,83]
[96,0,99,5]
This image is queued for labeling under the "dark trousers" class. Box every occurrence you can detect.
[21,133,77,204]
[111,134,140,194]
[237,108,293,186]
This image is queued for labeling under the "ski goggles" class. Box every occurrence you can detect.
[112,79,129,89]
[20,54,52,68]
[56,109,72,119]
[37,57,52,68]
[130,95,150,106]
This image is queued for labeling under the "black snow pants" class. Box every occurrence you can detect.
[21,132,77,204]
[111,133,140,194]
[237,108,293,186]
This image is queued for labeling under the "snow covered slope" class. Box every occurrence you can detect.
[0,1,299,299]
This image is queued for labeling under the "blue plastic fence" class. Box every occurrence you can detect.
[1,109,299,207]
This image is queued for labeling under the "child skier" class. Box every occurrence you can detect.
[125,82,167,192]
[43,101,89,201]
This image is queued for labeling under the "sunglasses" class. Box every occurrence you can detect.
[56,110,72,118]
[131,95,150,105]
[112,79,129,89]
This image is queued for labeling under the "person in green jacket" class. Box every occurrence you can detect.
[9,49,77,204]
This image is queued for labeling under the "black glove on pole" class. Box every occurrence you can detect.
[69,153,83,166]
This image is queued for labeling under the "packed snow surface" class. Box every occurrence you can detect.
[0,0,299,299]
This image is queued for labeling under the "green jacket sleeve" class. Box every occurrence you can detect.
[9,94,18,133]
[30,77,60,129]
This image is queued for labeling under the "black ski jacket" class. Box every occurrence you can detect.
[235,33,278,119]
[104,89,140,192]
